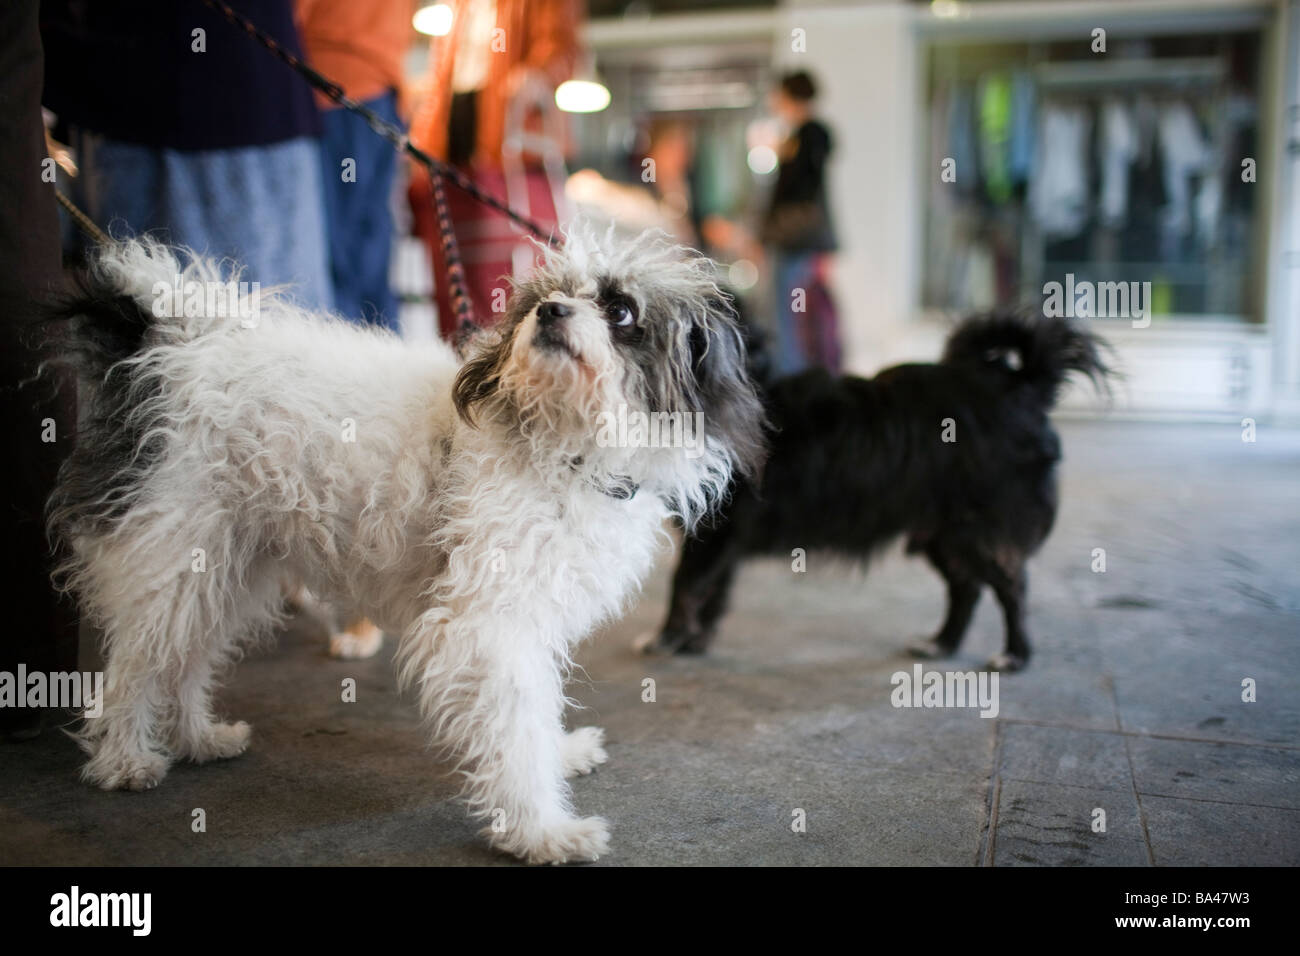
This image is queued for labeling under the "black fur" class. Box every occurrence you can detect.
[43,272,166,539]
[654,310,1113,671]
[685,294,767,484]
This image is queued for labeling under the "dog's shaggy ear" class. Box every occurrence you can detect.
[452,331,512,426]
[453,283,546,426]
[688,295,767,481]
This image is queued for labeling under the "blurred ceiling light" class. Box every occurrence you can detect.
[413,4,453,36]
[556,79,611,113]
[728,259,759,291]
[747,145,778,175]
[930,1,963,18]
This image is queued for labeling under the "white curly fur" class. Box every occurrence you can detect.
[50,228,758,865]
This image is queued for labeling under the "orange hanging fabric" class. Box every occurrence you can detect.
[409,0,581,338]
[411,0,580,165]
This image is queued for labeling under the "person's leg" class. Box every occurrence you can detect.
[318,91,401,330]
[771,251,812,375]
[83,137,166,241]
[318,105,360,321]
[254,136,334,311]
[0,0,80,737]
[151,139,334,311]
[317,109,351,318]
[87,136,333,311]
[811,253,843,373]
[352,91,401,330]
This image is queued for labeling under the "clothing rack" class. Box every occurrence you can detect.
[1033,57,1225,92]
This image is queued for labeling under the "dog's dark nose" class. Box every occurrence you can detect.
[538,301,573,324]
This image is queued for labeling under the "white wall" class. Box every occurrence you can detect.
[1267,0,1300,421]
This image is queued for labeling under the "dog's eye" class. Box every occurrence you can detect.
[606,302,635,327]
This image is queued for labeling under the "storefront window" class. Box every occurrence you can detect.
[921,32,1263,323]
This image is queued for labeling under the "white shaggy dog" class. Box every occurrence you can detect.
[47,230,764,864]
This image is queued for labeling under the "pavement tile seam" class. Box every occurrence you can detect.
[979,723,1005,867]
[1129,793,1300,813]
[1121,733,1158,866]
[998,776,1131,794]
[996,718,1300,752]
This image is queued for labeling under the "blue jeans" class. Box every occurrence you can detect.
[773,252,816,375]
[87,135,333,311]
[318,90,401,331]
[771,250,842,375]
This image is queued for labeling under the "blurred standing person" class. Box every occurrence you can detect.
[296,0,410,331]
[761,70,841,374]
[635,118,700,246]
[42,0,332,310]
[565,118,700,246]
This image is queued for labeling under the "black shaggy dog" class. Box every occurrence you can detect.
[651,312,1112,671]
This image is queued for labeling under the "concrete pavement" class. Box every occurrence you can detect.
[2,420,1297,865]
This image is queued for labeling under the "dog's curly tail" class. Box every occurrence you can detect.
[941,310,1116,409]
[40,240,199,550]
[46,264,157,392]
[45,238,246,380]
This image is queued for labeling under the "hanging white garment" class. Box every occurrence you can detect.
[1098,99,1138,228]
[1158,101,1211,238]
[1029,104,1092,239]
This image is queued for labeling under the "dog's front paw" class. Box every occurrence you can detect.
[631,630,660,655]
[907,638,954,660]
[183,721,252,763]
[84,750,171,792]
[514,816,611,865]
[645,627,712,656]
[329,621,384,660]
[562,726,608,777]
[988,652,1028,673]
